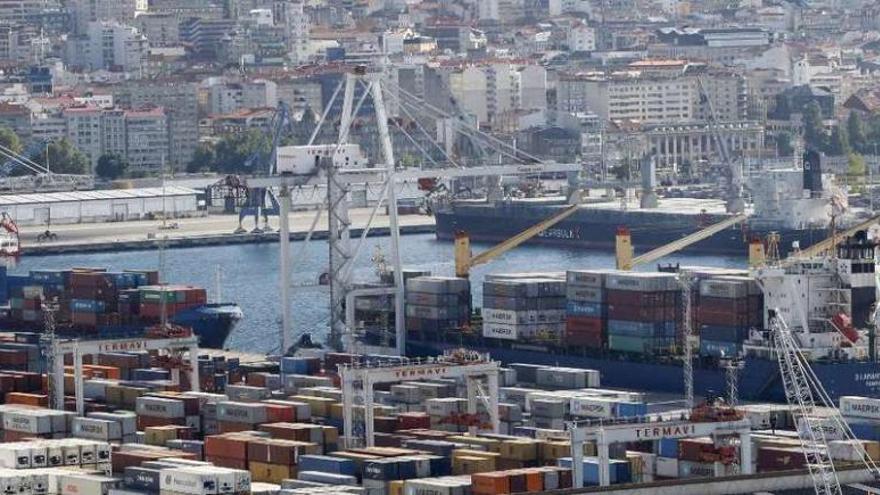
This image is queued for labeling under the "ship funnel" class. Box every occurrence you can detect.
[803,150,823,197]
[748,238,766,267]
[615,227,634,270]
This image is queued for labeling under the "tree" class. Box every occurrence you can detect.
[187,143,216,173]
[828,124,850,156]
[848,152,867,178]
[211,130,272,174]
[847,112,868,154]
[95,153,128,180]
[802,101,825,149]
[30,139,90,175]
[774,132,795,156]
[0,127,22,155]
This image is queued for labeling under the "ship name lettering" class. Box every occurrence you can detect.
[393,367,448,378]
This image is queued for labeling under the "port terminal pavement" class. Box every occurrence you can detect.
[17,208,436,255]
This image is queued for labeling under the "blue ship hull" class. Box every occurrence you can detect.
[435,205,828,255]
[406,340,880,403]
[170,303,242,349]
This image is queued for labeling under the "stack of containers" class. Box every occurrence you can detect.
[565,270,609,349]
[68,271,117,328]
[482,277,566,344]
[405,277,471,341]
[696,276,762,358]
[9,284,43,324]
[605,272,679,354]
[839,396,880,441]
[138,286,208,321]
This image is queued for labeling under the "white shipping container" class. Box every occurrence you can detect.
[655,457,678,478]
[216,402,267,424]
[570,397,616,419]
[797,416,844,441]
[425,398,465,416]
[828,439,876,462]
[3,411,53,434]
[840,396,880,420]
[604,272,678,292]
[58,474,118,495]
[72,418,122,441]
[0,444,33,468]
[225,385,271,403]
[88,412,138,435]
[482,322,518,340]
[136,397,186,419]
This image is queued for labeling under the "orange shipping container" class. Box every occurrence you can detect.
[5,392,47,407]
[264,404,295,423]
[206,455,248,470]
[523,469,544,492]
[205,434,252,461]
[472,471,510,495]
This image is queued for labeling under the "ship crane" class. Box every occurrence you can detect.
[454,203,580,278]
[767,312,880,495]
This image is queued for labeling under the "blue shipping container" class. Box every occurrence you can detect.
[396,458,417,479]
[700,340,741,358]
[298,455,356,476]
[566,301,603,317]
[29,270,65,285]
[659,438,678,457]
[428,456,452,477]
[363,458,400,480]
[607,320,676,338]
[558,457,631,485]
[615,402,647,418]
[280,357,310,375]
[700,325,749,343]
[71,299,106,313]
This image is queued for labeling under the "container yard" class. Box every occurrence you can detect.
[0,331,867,494]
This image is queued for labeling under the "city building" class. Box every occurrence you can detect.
[64,22,148,77]
[66,0,143,35]
[124,107,169,175]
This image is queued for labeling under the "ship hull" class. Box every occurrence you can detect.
[435,206,827,256]
[406,340,880,403]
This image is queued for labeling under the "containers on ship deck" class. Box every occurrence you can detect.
[565,269,611,349]
[482,277,565,344]
[696,276,762,358]
[405,277,470,341]
[604,272,679,354]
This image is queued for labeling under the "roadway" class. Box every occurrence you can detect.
[17,209,436,255]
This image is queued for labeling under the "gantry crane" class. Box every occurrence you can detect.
[454,203,580,278]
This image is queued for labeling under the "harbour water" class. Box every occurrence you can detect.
[10,233,742,353]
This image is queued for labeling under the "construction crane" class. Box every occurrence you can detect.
[615,213,749,270]
[454,203,580,278]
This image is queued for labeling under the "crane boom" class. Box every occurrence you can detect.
[617,213,748,270]
[781,214,880,266]
[455,203,580,277]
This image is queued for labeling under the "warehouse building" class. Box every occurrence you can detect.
[0,186,202,226]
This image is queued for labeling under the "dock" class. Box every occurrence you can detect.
[17,208,436,255]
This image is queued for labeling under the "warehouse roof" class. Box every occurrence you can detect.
[0,186,199,206]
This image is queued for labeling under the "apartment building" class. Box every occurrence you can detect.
[64,22,148,77]
[114,80,199,170]
[0,0,60,24]
[557,71,698,123]
[124,107,168,174]
[446,63,547,127]
[207,79,279,115]
[273,0,310,64]
[67,0,143,35]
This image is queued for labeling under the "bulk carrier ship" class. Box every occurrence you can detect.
[397,230,880,403]
[0,267,241,348]
[434,156,852,256]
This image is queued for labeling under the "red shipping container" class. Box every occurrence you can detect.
[0,350,27,366]
[606,290,678,307]
[397,412,431,430]
[137,415,185,430]
[566,316,603,332]
[264,404,295,423]
[218,421,252,434]
[757,446,807,472]
[607,304,678,322]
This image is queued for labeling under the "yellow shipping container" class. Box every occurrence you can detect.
[144,426,179,446]
[289,395,336,418]
[500,439,538,461]
[249,462,295,484]
[388,480,404,495]
[452,455,495,475]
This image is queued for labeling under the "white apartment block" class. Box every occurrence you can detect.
[567,22,596,52]
[0,0,60,23]
[207,79,278,115]
[273,0,309,64]
[448,63,546,127]
[63,107,103,169]
[67,0,142,35]
[66,22,147,77]
[557,72,698,124]
[124,107,169,174]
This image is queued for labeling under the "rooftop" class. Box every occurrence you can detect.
[0,186,198,206]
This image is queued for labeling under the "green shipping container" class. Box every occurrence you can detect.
[608,335,674,354]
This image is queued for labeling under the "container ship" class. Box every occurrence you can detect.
[0,267,241,348]
[434,157,853,256]
[353,231,880,403]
